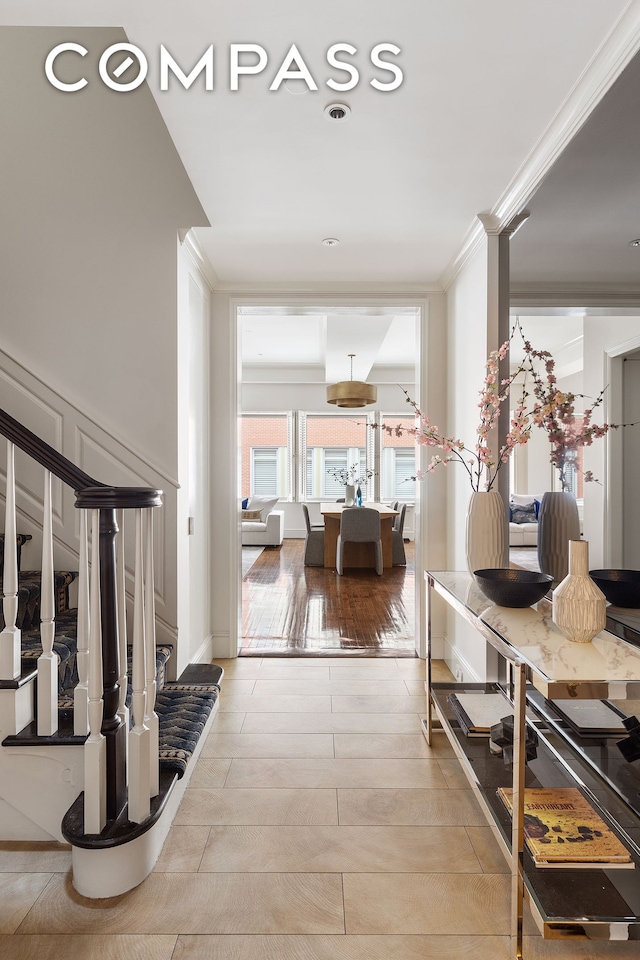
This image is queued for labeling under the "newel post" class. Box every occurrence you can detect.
[76,485,162,829]
[98,507,127,820]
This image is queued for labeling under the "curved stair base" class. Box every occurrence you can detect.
[67,696,218,898]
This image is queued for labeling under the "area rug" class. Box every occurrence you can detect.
[242,546,264,578]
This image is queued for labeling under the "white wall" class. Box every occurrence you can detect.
[176,246,213,673]
[582,316,640,565]
[623,349,640,567]
[0,27,208,666]
[442,239,507,680]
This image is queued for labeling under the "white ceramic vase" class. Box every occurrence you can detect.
[344,484,356,507]
[552,540,606,643]
[537,491,581,585]
[465,490,508,574]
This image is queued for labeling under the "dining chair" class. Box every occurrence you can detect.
[302,503,324,566]
[392,503,407,565]
[336,506,383,575]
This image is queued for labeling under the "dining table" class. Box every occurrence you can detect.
[319,502,399,570]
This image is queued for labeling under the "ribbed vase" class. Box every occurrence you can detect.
[465,490,508,574]
[552,540,606,643]
[344,485,355,507]
[537,491,581,585]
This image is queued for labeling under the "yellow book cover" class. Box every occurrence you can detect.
[497,787,633,867]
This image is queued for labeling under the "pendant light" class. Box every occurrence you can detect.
[326,353,377,408]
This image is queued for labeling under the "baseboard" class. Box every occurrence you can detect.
[429,633,445,659]
[442,636,482,684]
[191,633,215,666]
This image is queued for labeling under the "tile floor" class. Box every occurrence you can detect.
[1,657,638,959]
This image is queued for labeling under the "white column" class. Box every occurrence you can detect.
[73,509,90,735]
[84,509,106,835]
[37,469,58,735]
[143,508,159,798]
[128,508,150,823]
[0,440,21,679]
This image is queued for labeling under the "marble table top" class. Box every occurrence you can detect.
[427,571,640,691]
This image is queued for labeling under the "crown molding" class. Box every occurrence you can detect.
[511,283,640,309]
[212,281,443,296]
[181,230,219,291]
[440,0,640,292]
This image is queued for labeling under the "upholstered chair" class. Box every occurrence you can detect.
[336,507,383,576]
[302,503,324,566]
[392,503,407,565]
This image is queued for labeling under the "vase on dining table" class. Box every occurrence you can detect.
[465,490,508,574]
[356,484,363,506]
[344,484,356,507]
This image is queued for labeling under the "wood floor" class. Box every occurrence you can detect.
[241,539,415,657]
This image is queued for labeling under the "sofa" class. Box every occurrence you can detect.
[241,496,284,546]
[508,493,541,547]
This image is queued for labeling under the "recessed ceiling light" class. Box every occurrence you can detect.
[322,238,340,246]
[629,238,640,247]
[324,102,351,122]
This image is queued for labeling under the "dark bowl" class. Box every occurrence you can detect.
[474,568,553,608]
[589,570,640,608]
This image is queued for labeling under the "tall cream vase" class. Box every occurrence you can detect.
[465,490,508,574]
[552,540,606,643]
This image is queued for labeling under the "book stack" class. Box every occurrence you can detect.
[497,786,633,869]
[447,692,512,738]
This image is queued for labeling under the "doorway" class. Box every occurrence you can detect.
[237,301,423,656]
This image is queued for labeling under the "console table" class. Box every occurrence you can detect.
[424,570,640,958]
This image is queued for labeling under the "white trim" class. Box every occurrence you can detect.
[182,230,219,291]
[231,294,429,660]
[0,348,179,489]
[440,3,640,292]
[605,333,640,565]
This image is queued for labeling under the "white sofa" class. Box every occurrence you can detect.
[509,493,541,547]
[241,496,284,546]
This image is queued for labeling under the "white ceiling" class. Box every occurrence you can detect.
[5,2,638,379]
[2,0,634,287]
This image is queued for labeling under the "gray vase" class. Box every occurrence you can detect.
[537,491,581,585]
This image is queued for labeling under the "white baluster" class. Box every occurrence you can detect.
[143,508,159,798]
[116,509,129,757]
[73,509,90,736]
[128,508,150,823]
[37,469,58,735]
[84,509,106,834]
[0,440,21,679]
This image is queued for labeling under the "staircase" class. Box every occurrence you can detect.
[0,409,223,898]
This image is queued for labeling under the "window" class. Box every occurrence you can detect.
[301,414,369,499]
[380,415,416,501]
[241,415,290,498]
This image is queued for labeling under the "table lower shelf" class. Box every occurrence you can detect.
[426,682,640,941]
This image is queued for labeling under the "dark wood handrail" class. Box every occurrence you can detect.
[0,408,162,508]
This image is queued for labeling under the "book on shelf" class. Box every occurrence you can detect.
[497,786,633,869]
[547,697,627,737]
[446,692,512,738]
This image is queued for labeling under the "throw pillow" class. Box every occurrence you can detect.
[247,496,279,520]
[241,509,263,521]
[510,502,537,525]
[241,497,249,509]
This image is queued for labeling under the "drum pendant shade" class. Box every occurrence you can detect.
[326,354,377,408]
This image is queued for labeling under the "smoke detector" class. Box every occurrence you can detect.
[322,238,340,247]
[324,102,351,122]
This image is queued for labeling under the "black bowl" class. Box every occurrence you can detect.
[589,570,640,608]
[474,569,553,608]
